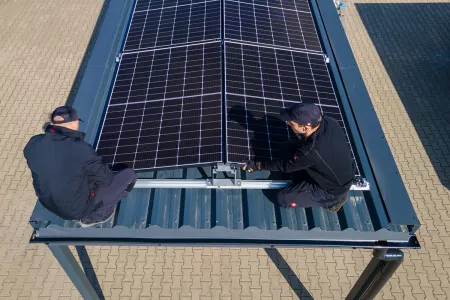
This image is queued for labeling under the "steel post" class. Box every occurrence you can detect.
[48,245,100,300]
[346,249,404,299]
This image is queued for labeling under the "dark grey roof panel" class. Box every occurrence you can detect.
[31,167,399,232]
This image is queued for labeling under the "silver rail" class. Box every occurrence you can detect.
[134,179,370,190]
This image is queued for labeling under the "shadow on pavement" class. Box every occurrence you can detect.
[75,246,105,300]
[356,3,450,189]
[265,248,313,299]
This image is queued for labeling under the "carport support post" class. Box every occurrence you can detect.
[346,249,404,299]
[48,245,99,300]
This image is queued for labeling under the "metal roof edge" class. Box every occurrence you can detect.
[30,227,419,249]
[313,0,420,231]
[71,0,135,145]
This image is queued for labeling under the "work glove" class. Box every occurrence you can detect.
[242,160,263,173]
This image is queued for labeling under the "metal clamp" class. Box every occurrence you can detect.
[211,163,239,187]
[352,177,370,190]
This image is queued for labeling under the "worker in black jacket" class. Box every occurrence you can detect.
[243,103,356,212]
[24,106,137,227]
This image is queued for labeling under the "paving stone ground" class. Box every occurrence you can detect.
[0,0,449,299]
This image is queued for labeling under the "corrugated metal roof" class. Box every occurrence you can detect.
[30,167,416,248]
[29,0,419,248]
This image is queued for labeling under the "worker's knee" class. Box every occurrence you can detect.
[274,189,291,208]
[119,168,137,182]
[116,168,137,192]
[274,186,316,208]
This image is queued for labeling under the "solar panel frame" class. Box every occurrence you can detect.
[96,41,223,171]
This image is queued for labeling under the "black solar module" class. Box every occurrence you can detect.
[224,42,357,169]
[109,42,221,106]
[225,42,334,105]
[234,0,311,11]
[125,0,220,53]
[135,0,211,12]
[225,0,321,52]
[96,42,223,170]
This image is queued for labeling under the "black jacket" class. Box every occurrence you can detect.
[264,117,356,195]
[23,125,114,220]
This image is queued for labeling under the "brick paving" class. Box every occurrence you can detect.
[0,0,449,299]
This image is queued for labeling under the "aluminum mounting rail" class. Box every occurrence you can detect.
[134,178,370,190]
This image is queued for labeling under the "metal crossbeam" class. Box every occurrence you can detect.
[134,179,370,190]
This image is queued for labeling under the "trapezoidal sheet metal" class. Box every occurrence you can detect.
[224,41,359,173]
[96,42,223,170]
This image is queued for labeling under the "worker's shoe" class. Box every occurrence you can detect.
[79,208,116,228]
[324,192,348,212]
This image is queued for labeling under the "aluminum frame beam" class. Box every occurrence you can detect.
[134,179,370,190]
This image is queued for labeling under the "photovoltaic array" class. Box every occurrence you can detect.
[96,0,359,172]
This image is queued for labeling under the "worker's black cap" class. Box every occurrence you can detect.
[279,103,322,127]
[51,106,84,124]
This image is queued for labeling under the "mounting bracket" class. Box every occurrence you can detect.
[353,176,370,190]
[210,163,240,187]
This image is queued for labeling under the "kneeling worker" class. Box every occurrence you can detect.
[244,103,356,212]
[24,106,137,227]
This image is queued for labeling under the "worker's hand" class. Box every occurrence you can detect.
[242,160,262,172]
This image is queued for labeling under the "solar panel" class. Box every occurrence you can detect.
[109,42,221,106]
[225,0,321,52]
[96,42,223,170]
[224,42,358,172]
[225,42,334,105]
[135,0,211,12]
[125,0,220,53]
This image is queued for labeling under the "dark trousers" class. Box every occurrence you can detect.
[268,171,338,208]
[274,180,336,208]
[84,168,137,221]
